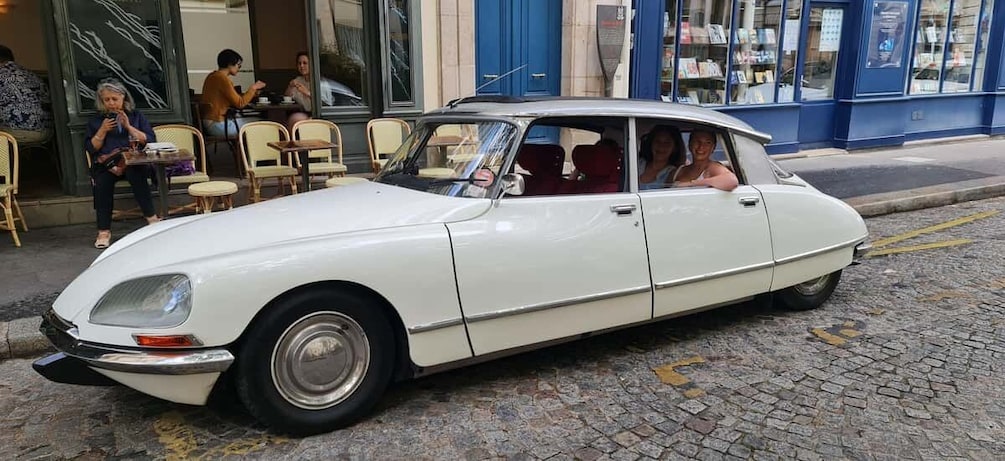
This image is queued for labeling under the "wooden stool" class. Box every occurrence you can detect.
[188,181,238,214]
[325,177,368,188]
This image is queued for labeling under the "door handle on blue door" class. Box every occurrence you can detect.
[738,197,760,207]
[482,74,499,79]
[610,204,636,215]
[531,73,547,79]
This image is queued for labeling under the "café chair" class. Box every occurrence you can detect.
[153,124,213,215]
[83,150,147,221]
[238,121,299,203]
[0,132,27,247]
[366,118,410,173]
[291,119,348,187]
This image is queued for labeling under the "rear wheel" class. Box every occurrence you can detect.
[235,288,394,435]
[775,270,842,311]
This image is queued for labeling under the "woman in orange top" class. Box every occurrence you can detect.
[199,49,265,139]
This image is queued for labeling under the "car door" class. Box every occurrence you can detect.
[638,131,774,318]
[449,136,651,356]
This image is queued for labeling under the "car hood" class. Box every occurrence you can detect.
[55,182,490,320]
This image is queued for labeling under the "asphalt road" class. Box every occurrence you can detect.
[1,197,1003,460]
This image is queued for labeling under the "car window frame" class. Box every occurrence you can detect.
[633,118,747,193]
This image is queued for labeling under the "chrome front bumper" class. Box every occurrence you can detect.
[37,309,234,376]
[853,241,872,259]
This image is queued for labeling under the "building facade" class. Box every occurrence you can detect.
[631,0,1005,153]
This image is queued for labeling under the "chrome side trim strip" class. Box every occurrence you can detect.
[465,286,651,323]
[407,317,465,334]
[655,261,775,290]
[39,309,233,375]
[774,237,866,265]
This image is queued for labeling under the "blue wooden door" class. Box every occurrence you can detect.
[797,4,848,147]
[477,0,561,145]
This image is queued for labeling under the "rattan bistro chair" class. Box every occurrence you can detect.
[291,119,348,187]
[0,132,27,247]
[238,121,299,203]
[153,124,212,215]
[366,118,410,173]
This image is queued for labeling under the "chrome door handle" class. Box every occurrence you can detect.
[738,196,760,207]
[531,73,547,79]
[610,204,637,215]
[482,74,499,79]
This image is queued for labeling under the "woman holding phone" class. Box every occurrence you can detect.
[84,78,159,249]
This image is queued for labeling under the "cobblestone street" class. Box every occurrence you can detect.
[1,197,1003,460]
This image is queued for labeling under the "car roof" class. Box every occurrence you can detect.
[424,96,772,144]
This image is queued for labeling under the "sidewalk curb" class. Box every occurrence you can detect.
[3,317,51,360]
[846,176,1005,217]
[2,178,1004,362]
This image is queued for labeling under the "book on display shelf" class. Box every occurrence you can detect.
[680,22,692,44]
[707,24,727,44]
[764,29,777,45]
[691,25,709,44]
[680,58,700,78]
[736,28,749,44]
[764,70,775,82]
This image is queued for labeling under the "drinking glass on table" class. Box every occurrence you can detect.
[129,134,139,152]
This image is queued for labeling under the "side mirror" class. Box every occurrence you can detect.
[501,173,525,196]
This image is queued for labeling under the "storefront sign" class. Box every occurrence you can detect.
[596,5,626,84]
[819,8,843,52]
[866,1,908,68]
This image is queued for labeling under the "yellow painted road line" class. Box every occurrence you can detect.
[866,239,972,257]
[870,210,998,249]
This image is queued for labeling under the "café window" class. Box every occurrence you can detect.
[315,0,418,112]
[67,0,171,112]
[910,0,995,94]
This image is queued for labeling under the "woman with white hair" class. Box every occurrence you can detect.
[84,78,159,249]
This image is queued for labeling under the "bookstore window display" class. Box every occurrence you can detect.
[908,0,991,94]
[675,0,733,105]
[970,0,995,90]
[730,0,783,105]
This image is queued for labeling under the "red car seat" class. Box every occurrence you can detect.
[517,144,565,196]
[561,144,621,194]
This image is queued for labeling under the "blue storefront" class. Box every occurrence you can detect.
[631,0,1005,153]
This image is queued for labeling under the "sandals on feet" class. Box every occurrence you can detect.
[94,231,111,249]
[145,215,161,225]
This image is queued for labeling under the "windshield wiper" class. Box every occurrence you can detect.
[427,176,485,185]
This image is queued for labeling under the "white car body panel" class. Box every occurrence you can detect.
[95,369,220,406]
[755,183,869,290]
[53,183,485,366]
[640,186,774,317]
[448,193,652,355]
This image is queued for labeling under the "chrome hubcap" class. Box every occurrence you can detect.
[793,274,830,296]
[271,312,369,410]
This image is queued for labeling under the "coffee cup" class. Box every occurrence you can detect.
[282,96,294,103]
[258,97,269,104]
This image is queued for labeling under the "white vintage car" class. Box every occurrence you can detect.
[34,98,869,435]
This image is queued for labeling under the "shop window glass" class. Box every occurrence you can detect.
[777,0,804,102]
[316,0,368,107]
[660,0,679,101]
[385,0,413,105]
[939,0,984,93]
[971,0,995,90]
[730,0,783,105]
[911,0,952,94]
[67,0,169,111]
[802,7,843,101]
[677,0,733,105]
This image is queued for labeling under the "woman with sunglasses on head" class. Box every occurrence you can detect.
[84,78,159,249]
[199,48,266,139]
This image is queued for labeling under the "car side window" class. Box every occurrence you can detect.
[637,122,741,192]
[513,118,628,197]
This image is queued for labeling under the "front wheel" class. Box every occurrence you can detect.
[235,289,394,435]
[775,270,842,311]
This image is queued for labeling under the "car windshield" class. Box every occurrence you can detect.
[374,121,519,198]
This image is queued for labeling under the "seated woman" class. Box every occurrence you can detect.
[638,125,686,190]
[200,48,266,139]
[284,51,313,128]
[670,129,738,191]
[84,78,159,249]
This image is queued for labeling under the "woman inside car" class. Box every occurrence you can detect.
[671,129,738,191]
[638,125,686,190]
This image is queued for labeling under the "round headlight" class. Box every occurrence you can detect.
[90,274,193,328]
